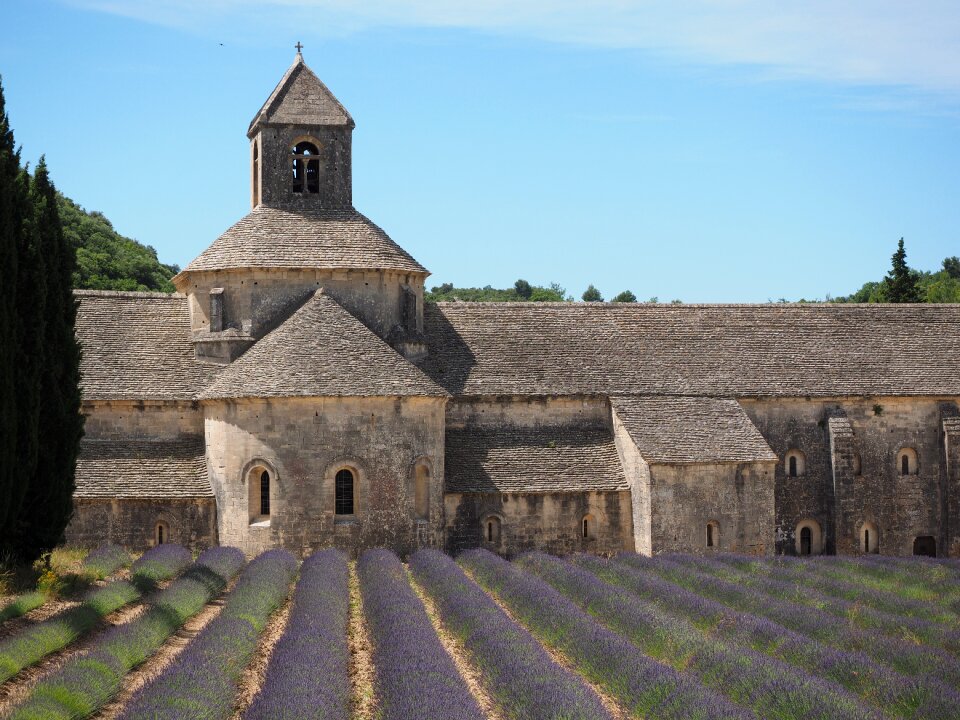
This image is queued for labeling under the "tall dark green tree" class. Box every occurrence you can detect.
[14,159,83,559]
[582,284,603,302]
[885,237,922,303]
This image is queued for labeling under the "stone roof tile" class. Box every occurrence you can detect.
[180,206,427,275]
[611,395,777,464]
[75,439,210,499]
[200,290,448,400]
[445,424,627,493]
[422,302,960,397]
[75,290,220,401]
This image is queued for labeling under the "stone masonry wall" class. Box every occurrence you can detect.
[66,498,216,552]
[647,462,775,555]
[204,395,446,557]
[82,401,203,440]
[742,397,959,557]
[444,490,634,557]
[611,408,652,555]
[254,125,352,210]
[445,395,609,429]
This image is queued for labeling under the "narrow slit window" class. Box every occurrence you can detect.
[789,456,797,477]
[335,469,354,515]
[260,470,270,516]
[901,454,909,475]
[707,524,714,547]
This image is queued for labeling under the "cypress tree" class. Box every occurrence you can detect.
[14,159,83,560]
[0,79,27,543]
[885,237,923,303]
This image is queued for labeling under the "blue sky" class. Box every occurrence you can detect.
[1,1,958,302]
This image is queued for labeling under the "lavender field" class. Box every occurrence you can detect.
[0,548,958,720]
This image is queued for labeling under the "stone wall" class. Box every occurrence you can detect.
[612,408,652,555]
[82,401,203,440]
[66,498,216,552]
[182,268,425,346]
[204,395,446,557]
[444,490,633,557]
[646,462,775,555]
[446,395,609,428]
[743,396,960,557]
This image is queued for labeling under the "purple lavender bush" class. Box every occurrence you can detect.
[118,548,296,720]
[574,554,960,719]
[129,543,193,591]
[7,546,246,720]
[358,548,484,720]
[411,549,611,720]
[458,549,752,720]
[515,552,881,720]
[243,549,350,720]
[81,544,131,579]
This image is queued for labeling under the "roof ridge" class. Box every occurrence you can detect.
[73,289,183,300]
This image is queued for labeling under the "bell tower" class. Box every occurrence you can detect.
[248,48,354,210]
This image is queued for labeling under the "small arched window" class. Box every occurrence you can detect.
[785,449,805,477]
[252,141,260,206]
[897,448,918,476]
[335,469,355,516]
[259,470,270,516]
[248,465,274,525]
[581,514,595,540]
[852,453,862,476]
[706,521,720,548]
[155,521,169,546]
[483,516,501,544]
[414,463,430,521]
[860,521,879,554]
[292,141,320,194]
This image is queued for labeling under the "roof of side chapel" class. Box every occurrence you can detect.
[200,290,448,400]
[248,53,353,135]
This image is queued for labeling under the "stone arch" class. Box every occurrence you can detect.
[785,449,806,477]
[325,458,365,519]
[152,510,176,547]
[241,458,278,526]
[581,513,596,540]
[290,136,323,194]
[706,520,721,549]
[482,514,503,545]
[897,447,918,476]
[858,520,879,554]
[412,456,432,522]
[795,518,823,556]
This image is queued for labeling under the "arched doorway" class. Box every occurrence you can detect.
[913,536,936,557]
[800,526,812,555]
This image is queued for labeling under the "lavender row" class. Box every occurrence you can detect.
[0,543,191,683]
[669,553,960,654]
[243,549,351,720]
[128,543,193,590]
[574,554,960,719]
[516,552,881,720]
[118,549,297,720]
[410,549,611,720]
[358,549,484,720]
[621,554,960,688]
[8,546,246,720]
[0,591,46,624]
[459,548,751,720]
[81,544,132,579]
[710,554,959,628]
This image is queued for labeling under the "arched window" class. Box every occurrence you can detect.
[259,470,270,516]
[414,463,430,521]
[795,519,822,556]
[897,448,918,476]
[292,141,320,194]
[248,464,274,525]
[483,516,501,544]
[913,536,936,557]
[581,514,595,540]
[706,521,720,548]
[852,452,862,476]
[860,521,879,554]
[155,521,169,546]
[335,469,355,515]
[785,449,805,477]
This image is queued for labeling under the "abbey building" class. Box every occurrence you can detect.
[67,53,960,558]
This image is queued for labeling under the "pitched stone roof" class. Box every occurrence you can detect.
[248,53,353,135]
[75,290,220,401]
[179,206,427,275]
[75,439,211,499]
[422,302,960,398]
[445,424,628,493]
[200,290,448,400]
[611,395,776,464]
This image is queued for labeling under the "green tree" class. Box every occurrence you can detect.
[884,238,922,303]
[943,256,960,280]
[14,160,83,559]
[582,284,603,302]
[611,290,637,303]
[513,278,532,299]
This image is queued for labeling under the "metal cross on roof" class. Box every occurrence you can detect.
[295,42,304,53]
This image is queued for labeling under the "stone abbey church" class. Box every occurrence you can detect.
[67,52,960,559]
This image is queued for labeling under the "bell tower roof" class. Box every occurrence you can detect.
[247,51,354,138]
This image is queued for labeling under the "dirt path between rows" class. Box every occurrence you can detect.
[348,563,377,720]
[408,570,505,720]
[229,593,293,719]
[460,565,628,720]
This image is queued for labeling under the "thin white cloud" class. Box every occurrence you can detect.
[66,0,960,99]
